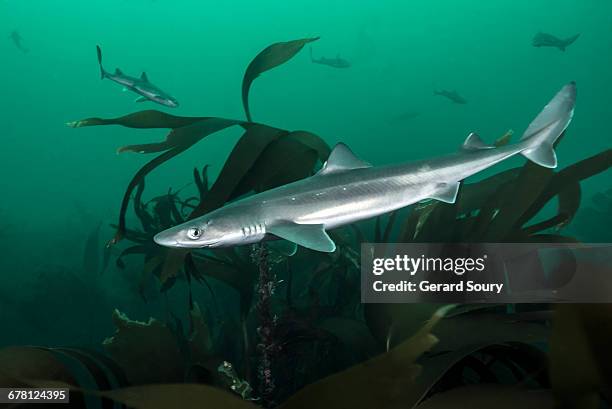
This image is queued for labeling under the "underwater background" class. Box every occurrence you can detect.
[1,0,612,408]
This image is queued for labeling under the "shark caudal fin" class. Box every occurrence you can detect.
[562,33,580,51]
[519,82,576,168]
[96,45,107,80]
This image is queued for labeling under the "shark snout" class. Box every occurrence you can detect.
[164,98,179,108]
[153,228,221,249]
[153,231,179,248]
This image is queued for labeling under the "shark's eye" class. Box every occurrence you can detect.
[187,227,202,240]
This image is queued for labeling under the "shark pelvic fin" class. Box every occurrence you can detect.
[268,222,336,253]
[461,133,494,151]
[141,72,149,82]
[268,240,298,257]
[317,143,371,175]
[430,182,460,204]
[522,144,557,168]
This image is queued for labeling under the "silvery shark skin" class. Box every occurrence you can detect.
[155,83,576,253]
[310,47,351,68]
[532,32,580,52]
[96,45,179,108]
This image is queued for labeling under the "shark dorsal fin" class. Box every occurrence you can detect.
[141,72,149,82]
[461,133,494,151]
[115,68,123,75]
[318,143,371,175]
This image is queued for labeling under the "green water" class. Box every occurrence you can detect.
[0,0,610,359]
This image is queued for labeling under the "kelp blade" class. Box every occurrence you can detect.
[242,37,319,121]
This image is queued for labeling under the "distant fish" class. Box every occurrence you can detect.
[95,45,179,108]
[434,89,467,104]
[393,111,420,121]
[9,30,28,53]
[532,32,580,52]
[592,188,612,211]
[310,47,351,68]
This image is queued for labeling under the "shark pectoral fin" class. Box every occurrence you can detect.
[461,133,494,151]
[268,240,298,257]
[268,222,336,253]
[317,143,371,175]
[135,96,148,103]
[430,182,461,204]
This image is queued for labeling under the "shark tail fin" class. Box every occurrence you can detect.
[520,82,576,168]
[96,45,106,79]
[564,33,580,49]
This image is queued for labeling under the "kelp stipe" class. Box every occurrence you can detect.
[252,243,278,407]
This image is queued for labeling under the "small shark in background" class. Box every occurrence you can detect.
[310,47,351,68]
[9,30,28,53]
[434,89,467,104]
[95,45,179,108]
[592,188,612,211]
[393,111,421,121]
[532,32,580,51]
[154,83,576,253]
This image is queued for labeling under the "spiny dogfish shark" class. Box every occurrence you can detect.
[532,32,580,52]
[96,45,179,108]
[310,47,351,68]
[9,30,28,53]
[434,89,467,104]
[155,83,576,253]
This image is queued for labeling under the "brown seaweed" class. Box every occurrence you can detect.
[242,37,319,121]
[277,306,450,409]
[414,385,555,409]
[103,309,184,384]
[550,304,612,407]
